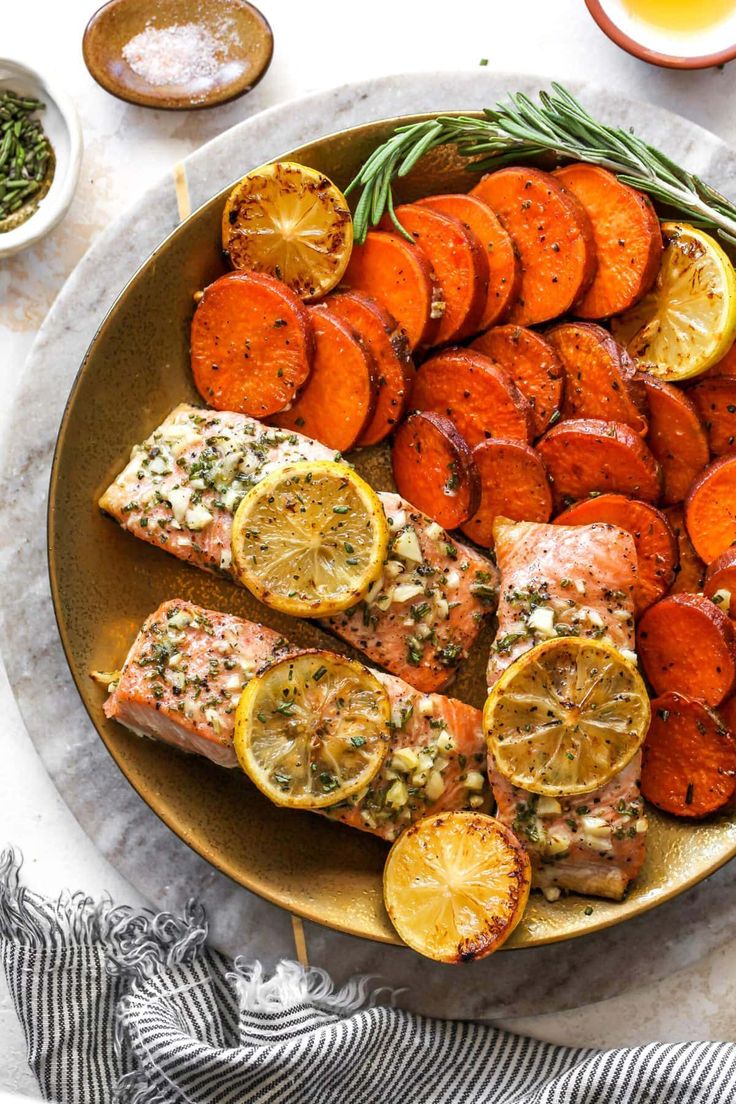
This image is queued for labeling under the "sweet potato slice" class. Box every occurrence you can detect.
[469,325,564,438]
[642,692,736,818]
[417,193,520,328]
[471,166,596,326]
[704,548,736,617]
[460,440,552,548]
[690,377,736,457]
[409,348,531,447]
[537,418,662,507]
[685,454,736,564]
[664,506,706,595]
[343,230,441,351]
[384,204,488,344]
[392,411,480,529]
[719,694,736,734]
[554,163,663,320]
[270,307,376,451]
[704,341,736,378]
[547,322,647,433]
[642,376,709,506]
[190,271,314,418]
[637,593,736,707]
[325,291,412,446]
[555,494,677,614]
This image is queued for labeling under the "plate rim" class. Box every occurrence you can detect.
[46,104,736,951]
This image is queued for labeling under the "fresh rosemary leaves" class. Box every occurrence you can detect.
[346,83,736,247]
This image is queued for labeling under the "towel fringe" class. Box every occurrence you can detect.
[231,959,395,1015]
[2,847,400,1012]
[0,846,122,947]
[0,847,207,984]
[106,900,208,982]
[114,1068,171,1104]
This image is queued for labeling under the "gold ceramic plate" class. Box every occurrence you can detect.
[48,114,736,948]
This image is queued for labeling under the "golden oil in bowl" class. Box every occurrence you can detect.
[624,0,736,34]
[597,0,736,62]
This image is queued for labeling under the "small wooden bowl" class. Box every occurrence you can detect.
[83,0,273,110]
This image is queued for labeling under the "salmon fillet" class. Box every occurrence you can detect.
[327,670,488,840]
[491,755,646,901]
[103,600,488,842]
[100,405,497,690]
[99,403,334,577]
[486,518,646,899]
[325,493,497,693]
[103,599,291,767]
[487,518,638,689]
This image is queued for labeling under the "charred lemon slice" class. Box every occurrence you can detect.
[612,222,736,381]
[484,637,650,796]
[222,161,353,298]
[383,812,531,963]
[234,651,390,808]
[231,461,388,617]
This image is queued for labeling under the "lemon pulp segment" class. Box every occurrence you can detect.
[222,161,353,299]
[484,637,651,796]
[612,221,736,381]
[383,812,531,963]
[231,461,389,617]
[234,650,390,809]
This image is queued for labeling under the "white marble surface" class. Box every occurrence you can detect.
[4,0,736,1095]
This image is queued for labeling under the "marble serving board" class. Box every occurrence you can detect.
[2,71,736,1021]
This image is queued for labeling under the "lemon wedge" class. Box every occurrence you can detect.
[484,637,650,796]
[222,161,353,299]
[383,812,531,963]
[612,222,736,381]
[234,650,390,809]
[230,461,389,617]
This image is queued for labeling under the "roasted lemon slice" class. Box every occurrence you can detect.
[234,650,390,808]
[383,812,531,963]
[484,637,650,797]
[222,161,353,299]
[231,461,389,616]
[612,222,736,381]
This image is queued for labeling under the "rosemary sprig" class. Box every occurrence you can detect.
[346,83,736,247]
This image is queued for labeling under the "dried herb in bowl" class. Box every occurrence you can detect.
[0,90,54,233]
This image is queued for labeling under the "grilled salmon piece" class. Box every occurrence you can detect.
[487,518,638,689]
[486,519,645,899]
[99,404,334,576]
[490,754,646,901]
[103,599,291,767]
[100,406,497,690]
[326,671,488,840]
[325,493,497,693]
[103,600,488,841]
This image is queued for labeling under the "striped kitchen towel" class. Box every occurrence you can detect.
[1,849,734,1104]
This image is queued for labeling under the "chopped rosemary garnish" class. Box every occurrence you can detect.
[0,90,53,229]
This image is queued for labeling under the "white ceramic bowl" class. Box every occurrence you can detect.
[0,58,83,258]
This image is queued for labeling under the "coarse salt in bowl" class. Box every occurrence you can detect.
[83,0,274,110]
